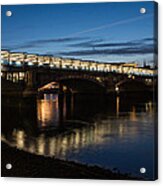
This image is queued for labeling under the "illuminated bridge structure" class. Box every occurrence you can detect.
[1,50,157,97]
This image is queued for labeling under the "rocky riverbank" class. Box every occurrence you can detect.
[1,142,142,180]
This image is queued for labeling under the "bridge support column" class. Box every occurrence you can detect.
[23,70,37,97]
[59,83,64,94]
[58,83,65,128]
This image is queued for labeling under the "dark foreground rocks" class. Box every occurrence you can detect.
[1,142,141,180]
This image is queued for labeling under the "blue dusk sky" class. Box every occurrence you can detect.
[1,1,157,66]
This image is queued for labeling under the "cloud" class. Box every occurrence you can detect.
[68,37,156,48]
[7,36,89,50]
[68,39,103,48]
[142,38,157,42]
[58,37,157,57]
[3,37,157,60]
[57,44,157,57]
[30,37,89,44]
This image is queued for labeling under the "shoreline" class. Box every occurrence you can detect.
[1,142,142,180]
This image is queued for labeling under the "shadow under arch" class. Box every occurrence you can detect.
[116,79,149,92]
[38,76,107,94]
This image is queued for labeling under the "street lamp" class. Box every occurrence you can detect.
[115,86,119,92]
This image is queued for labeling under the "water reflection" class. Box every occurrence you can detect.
[2,93,156,178]
[37,94,59,128]
[15,130,25,149]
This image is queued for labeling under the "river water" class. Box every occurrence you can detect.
[1,93,157,179]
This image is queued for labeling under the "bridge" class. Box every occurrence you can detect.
[1,50,157,97]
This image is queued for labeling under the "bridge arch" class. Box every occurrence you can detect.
[115,79,149,92]
[37,75,106,94]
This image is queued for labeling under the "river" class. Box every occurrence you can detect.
[1,93,157,179]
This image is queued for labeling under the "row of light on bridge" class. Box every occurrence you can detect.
[1,50,156,76]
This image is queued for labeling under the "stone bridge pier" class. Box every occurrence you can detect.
[23,70,38,97]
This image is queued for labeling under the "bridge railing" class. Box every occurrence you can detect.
[1,50,157,77]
